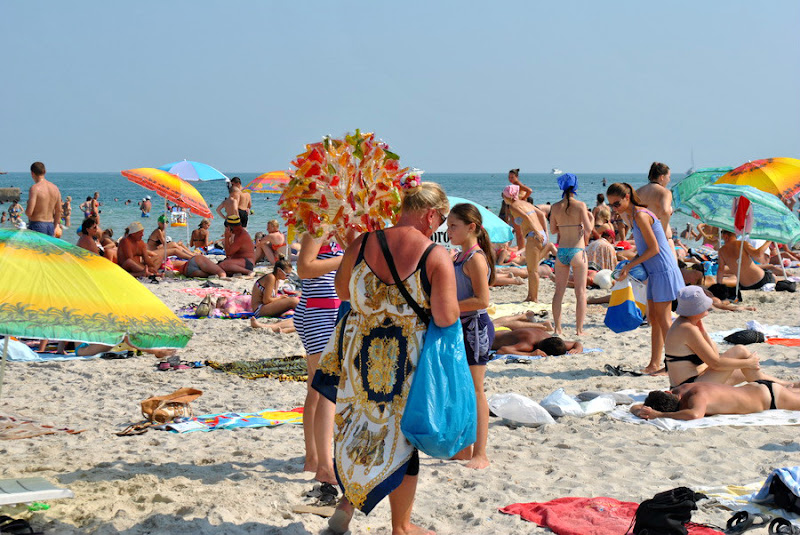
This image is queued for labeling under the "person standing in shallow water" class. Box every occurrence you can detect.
[606,182,683,375]
[25,161,62,236]
[507,168,532,248]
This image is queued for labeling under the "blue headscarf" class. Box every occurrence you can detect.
[557,173,578,198]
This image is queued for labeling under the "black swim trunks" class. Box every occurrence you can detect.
[740,270,775,290]
[238,209,249,229]
[754,379,777,410]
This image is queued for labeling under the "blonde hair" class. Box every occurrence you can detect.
[596,206,611,224]
[268,219,279,228]
[401,181,449,215]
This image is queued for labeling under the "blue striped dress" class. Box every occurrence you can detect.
[294,242,344,355]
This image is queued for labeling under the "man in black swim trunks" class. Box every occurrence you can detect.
[631,380,800,421]
[717,230,776,290]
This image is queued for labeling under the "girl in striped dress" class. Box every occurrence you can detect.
[295,233,344,490]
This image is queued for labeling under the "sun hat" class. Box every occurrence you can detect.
[675,286,713,317]
[158,214,168,223]
[225,214,242,227]
[502,184,520,200]
[127,221,145,234]
[146,195,151,200]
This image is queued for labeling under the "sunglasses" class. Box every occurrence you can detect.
[277,267,291,277]
[609,200,622,208]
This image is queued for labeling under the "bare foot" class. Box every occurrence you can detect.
[303,458,317,473]
[524,296,538,303]
[250,317,263,329]
[328,499,354,534]
[576,330,585,336]
[642,366,667,376]
[394,524,435,535]
[465,454,490,470]
[450,450,472,461]
[554,329,563,336]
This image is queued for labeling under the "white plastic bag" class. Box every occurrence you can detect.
[488,393,555,427]
[540,388,584,417]
[580,395,616,415]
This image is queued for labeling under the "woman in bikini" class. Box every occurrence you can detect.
[147,215,196,260]
[549,174,592,335]
[665,286,795,389]
[255,219,287,264]
[507,169,533,248]
[190,219,211,250]
[591,205,614,240]
[249,258,300,318]
[502,184,548,302]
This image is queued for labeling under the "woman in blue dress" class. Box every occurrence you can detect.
[606,182,684,374]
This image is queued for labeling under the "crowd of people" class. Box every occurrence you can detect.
[7,160,800,535]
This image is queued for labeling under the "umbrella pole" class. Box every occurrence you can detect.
[776,245,788,279]
[734,235,746,303]
[0,336,8,399]
[163,199,168,271]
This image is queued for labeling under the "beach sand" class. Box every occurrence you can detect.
[2,271,799,534]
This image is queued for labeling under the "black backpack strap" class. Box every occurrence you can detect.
[376,229,430,325]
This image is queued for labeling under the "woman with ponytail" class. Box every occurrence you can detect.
[550,174,592,335]
[607,182,683,374]
[446,203,495,469]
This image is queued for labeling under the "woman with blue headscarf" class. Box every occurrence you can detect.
[549,173,593,335]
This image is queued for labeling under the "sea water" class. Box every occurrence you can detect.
[0,171,698,246]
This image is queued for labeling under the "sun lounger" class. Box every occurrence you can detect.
[0,477,73,506]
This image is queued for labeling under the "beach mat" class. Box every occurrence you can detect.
[609,390,800,431]
[0,413,85,440]
[700,481,800,528]
[160,407,304,433]
[710,324,800,344]
[500,496,723,535]
[491,348,602,362]
[207,356,307,382]
[175,287,240,299]
[487,302,550,319]
[767,338,800,347]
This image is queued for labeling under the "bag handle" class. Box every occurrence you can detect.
[375,229,430,325]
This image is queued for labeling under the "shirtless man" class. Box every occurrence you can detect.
[631,381,800,421]
[216,179,241,221]
[218,215,255,275]
[636,162,674,244]
[139,196,152,217]
[717,230,775,290]
[25,162,62,236]
[231,177,252,228]
[492,327,582,356]
[77,217,102,255]
[118,221,157,277]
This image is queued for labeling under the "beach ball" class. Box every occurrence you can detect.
[594,269,613,290]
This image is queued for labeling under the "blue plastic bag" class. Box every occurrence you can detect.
[400,320,477,459]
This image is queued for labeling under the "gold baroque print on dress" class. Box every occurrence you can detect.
[366,337,399,394]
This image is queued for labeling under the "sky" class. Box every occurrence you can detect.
[1,1,798,174]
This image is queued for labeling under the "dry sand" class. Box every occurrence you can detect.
[2,270,799,534]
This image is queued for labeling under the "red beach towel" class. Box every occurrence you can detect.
[500,497,723,535]
[766,338,800,347]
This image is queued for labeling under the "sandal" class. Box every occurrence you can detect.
[769,518,800,535]
[316,483,339,507]
[115,422,152,436]
[726,511,772,534]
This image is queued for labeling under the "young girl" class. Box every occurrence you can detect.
[447,203,496,469]
[249,258,300,318]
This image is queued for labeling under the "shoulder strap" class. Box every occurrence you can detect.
[356,232,370,263]
[376,229,430,325]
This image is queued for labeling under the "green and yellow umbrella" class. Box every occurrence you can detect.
[0,229,192,349]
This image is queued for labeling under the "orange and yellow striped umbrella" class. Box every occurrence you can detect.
[0,229,192,349]
[244,170,291,194]
[122,167,213,218]
[715,157,800,201]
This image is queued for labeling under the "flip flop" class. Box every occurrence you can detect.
[291,504,336,518]
[726,511,772,534]
[604,364,644,377]
[769,518,800,535]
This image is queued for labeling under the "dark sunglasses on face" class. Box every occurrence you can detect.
[610,200,622,208]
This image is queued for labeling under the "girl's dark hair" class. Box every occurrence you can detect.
[648,162,670,182]
[607,182,647,207]
[273,258,291,274]
[449,203,496,284]
[509,168,520,177]
[596,193,605,204]
[563,186,575,212]
[81,217,97,235]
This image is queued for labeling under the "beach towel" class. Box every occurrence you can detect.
[710,322,800,344]
[767,338,800,347]
[0,413,85,440]
[609,390,800,431]
[207,356,307,382]
[491,348,603,362]
[159,407,304,433]
[6,339,111,362]
[499,496,723,535]
[175,287,241,299]
[700,481,800,527]
[487,302,550,319]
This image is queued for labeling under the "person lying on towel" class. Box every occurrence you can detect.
[631,381,800,421]
[492,327,582,356]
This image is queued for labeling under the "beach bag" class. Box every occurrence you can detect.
[708,283,741,302]
[374,230,477,459]
[723,329,765,345]
[141,387,202,424]
[752,467,800,514]
[630,487,705,535]
[776,280,797,293]
[195,296,213,318]
[604,277,647,333]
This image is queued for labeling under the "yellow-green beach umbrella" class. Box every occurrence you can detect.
[0,229,192,394]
